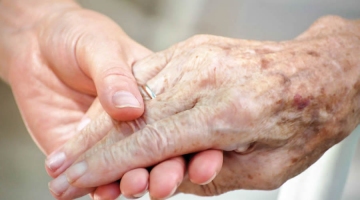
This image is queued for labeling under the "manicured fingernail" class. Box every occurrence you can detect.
[76,117,91,132]
[133,183,149,198]
[199,172,217,185]
[66,161,88,183]
[48,174,69,196]
[112,91,141,108]
[46,152,66,171]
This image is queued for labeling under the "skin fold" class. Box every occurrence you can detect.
[47,16,360,199]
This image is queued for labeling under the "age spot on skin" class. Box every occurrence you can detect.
[261,58,270,69]
[293,94,310,110]
[291,158,299,164]
[307,51,320,57]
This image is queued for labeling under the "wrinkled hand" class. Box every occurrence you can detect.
[0,0,152,199]
[45,65,223,200]
[50,16,360,198]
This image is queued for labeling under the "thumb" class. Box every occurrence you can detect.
[76,34,152,121]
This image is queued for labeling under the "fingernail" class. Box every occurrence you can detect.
[163,183,178,199]
[48,174,69,196]
[66,161,88,183]
[199,172,217,185]
[112,91,141,108]
[46,152,66,171]
[133,183,149,198]
[76,117,91,132]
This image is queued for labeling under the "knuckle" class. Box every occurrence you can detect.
[67,129,99,156]
[100,146,119,171]
[311,15,348,31]
[135,125,169,160]
[181,34,214,47]
[190,34,211,43]
[316,15,347,25]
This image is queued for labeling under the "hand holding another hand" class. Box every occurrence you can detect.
[49,16,360,199]
[1,0,151,154]
[1,0,153,199]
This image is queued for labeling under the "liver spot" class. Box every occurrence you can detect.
[307,51,320,57]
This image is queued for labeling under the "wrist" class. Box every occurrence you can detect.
[297,15,360,40]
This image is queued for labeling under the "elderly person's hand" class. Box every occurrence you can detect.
[49,16,360,199]
[0,0,154,199]
[45,68,223,199]
[46,100,223,199]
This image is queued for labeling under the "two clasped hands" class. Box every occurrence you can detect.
[1,1,360,200]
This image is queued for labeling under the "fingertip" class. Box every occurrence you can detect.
[93,182,121,200]
[120,168,149,198]
[45,150,67,178]
[149,157,185,199]
[97,78,144,121]
[188,150,223,185]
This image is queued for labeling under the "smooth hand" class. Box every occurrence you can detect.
[0,0,151,199]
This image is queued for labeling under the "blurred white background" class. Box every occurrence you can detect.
[1,0,360,199]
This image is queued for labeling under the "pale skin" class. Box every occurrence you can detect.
[46,16,360,199]
[0,0,220,199]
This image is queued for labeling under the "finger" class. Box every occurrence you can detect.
[133,48,173,85]
[59,107,219,188]
[47,116,150,198]
[49,177,121,200]
[48,174,94,200]
[188,150,223,185]
[91,182,121,200]
[120,168,149,199]
[46,99,113,177]
[76,32,152,121]
[149,157,186,199]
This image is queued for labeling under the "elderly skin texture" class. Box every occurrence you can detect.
[58,16,360,197]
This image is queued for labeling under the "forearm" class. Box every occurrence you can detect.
[0,0,80,82]
[277,16,360,144]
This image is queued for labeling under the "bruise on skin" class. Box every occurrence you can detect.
[307,51,320,57]
[293,94,310,110]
